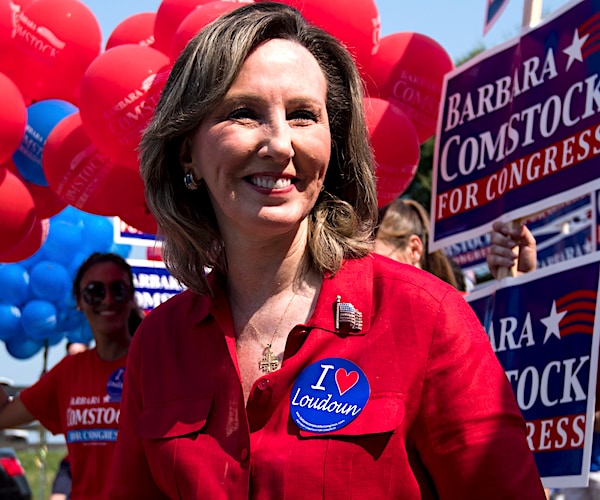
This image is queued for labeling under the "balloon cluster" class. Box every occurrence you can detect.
[0,0,455,264]
[0,206,132,360]
[0,0,455,358]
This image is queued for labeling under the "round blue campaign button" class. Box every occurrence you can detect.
[290,357,370,433]
[106,367,125,403]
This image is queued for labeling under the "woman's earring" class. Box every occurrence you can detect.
[184,172,200,190]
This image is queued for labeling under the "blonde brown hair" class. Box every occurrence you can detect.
[139,2,378,295]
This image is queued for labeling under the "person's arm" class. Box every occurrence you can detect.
[0,386,35,429]
[486,220,537,279]
[414,289,545,498]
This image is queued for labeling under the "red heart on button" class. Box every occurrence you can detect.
[335,368,359,396]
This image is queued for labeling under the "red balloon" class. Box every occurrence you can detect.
[0,0,34,74]
[3,158,66,219]
[0,217,49,263]
[0,72,26,164]
[153,0,217,55]
[364,97,420,208]
[9,0,102,104]
[106,12,156,51]
[170,1,251,61]
[26,181,68,219]
[43,113,147,216]
[119,202,158,235]
[79,44,170,170]
[367,32,454,144]
[0,167,38,253]
[261,0,380,71]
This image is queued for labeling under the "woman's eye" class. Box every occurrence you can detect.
[289,110,318,122]
[228,107,256,120]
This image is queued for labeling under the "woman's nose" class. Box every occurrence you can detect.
[258,117,294,161]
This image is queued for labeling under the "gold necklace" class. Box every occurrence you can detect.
[231,291,297,374]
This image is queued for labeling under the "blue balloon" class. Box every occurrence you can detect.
[57,304,84,334]
[80,216,115,254]
[53,205,86,225]
[0,304,22,341]
[66,252,90,279]
[29,261,71,303]
[0,264,30,305]
[4,334,45,360]
[17,249,46,271]
[6,334,45,359]
[46,330,65,346]
[12,99,78,186]
[41,218,83,266]
[21,299,58,340]
[66,321,94,345]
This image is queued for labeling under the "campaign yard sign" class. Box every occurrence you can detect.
[431,0,600,251]
[445,192,596,281]
[128,259,185,313]
[114,217,159,247]
[466,252,600,488]
[528,193,595,269]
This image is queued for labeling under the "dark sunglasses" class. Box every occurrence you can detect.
[81,281,131,306]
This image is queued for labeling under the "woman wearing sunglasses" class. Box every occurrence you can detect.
[0,252,137,500]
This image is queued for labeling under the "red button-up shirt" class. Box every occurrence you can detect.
[109,255,545,499]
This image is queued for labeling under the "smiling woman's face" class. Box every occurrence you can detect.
[77,261,134,339]
[183,38,331,240]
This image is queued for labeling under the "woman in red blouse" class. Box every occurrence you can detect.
[109,3,545,498]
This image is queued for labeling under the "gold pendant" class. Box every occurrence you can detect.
[259,344,280,373]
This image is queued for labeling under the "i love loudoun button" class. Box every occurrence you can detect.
[290,357,370,433]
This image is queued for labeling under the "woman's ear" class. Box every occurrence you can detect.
[407,234,424,267]
[179,137,194,168]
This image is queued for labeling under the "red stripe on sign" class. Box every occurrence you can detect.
[435,123,600,221]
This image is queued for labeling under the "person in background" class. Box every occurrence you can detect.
[0,252,136,500]
[375,197,464,290]
[109,3,545,498]
[486,220,537,278]
[49,342,89,500]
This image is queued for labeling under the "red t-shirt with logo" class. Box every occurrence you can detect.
[20,348,126,500]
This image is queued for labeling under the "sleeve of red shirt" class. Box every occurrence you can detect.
[108,322,169,499]
[410,288,546,498]
[19,358,68,436]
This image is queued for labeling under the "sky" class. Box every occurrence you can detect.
[79,0,571,61]
[1,0,572,385]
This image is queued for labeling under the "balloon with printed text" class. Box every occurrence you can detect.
[43,112,147,216]
[7,0,102,104]
[367,32,454,144]
[0,0,34,76]
[79,44,170,170]
[365,97,420,207]
[12,99,78,186]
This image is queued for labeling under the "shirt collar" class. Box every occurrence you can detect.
[191,257,375,335]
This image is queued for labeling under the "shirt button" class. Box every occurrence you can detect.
[257,379,269,390]
[240,448,249,461]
